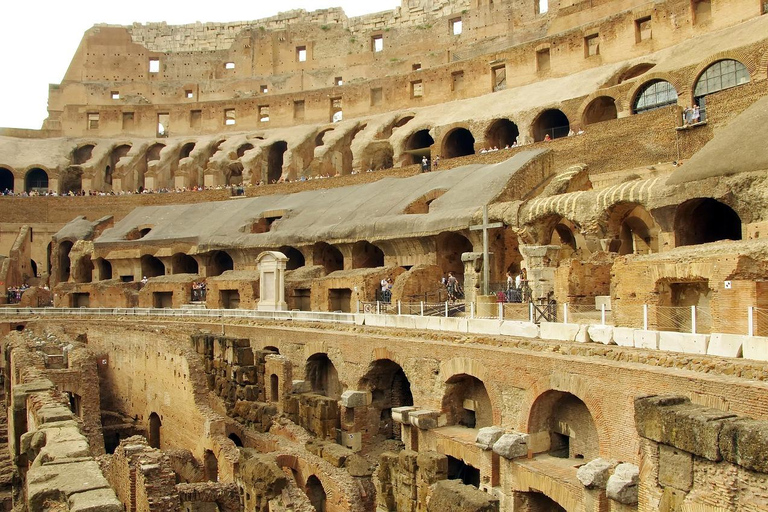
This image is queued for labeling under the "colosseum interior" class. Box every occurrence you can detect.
[2,0,768,510]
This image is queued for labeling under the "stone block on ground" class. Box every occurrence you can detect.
[539,322,589,343]
[499,320,539,338]
[68,488,124,512]
[475,426,504,450]
[322,443,352,468]
[634,330,659,349]
[587,325,614,345]
[613,327,635,347]
[606,463,639,505]
[576,458,616,489]
[492,432,529,459]
[291,380,311,393]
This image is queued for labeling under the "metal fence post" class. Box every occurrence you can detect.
[397,300,401,316]
[601,303,606,326]
[563,303,568,324]
[748,306,754,337]
[691,305,697,334]
[420,302,424,316]
[643,304,649,330]
[445,302,449,318]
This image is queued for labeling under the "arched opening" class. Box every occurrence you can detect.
[404,189,447,214]
[30,260,38,278]
[447,455,481,488]
[633,80,678,114]
[394,115,414,128]
[270,374,279,402]
[146,143,165,163]
[0,168,14,192]
[617,63,655,84]
[108,144,132,186]
[60,167,83,194]
[485,119,519,148]
[313,242,343,274]
[606,204,658,255]
[405,129,434,165]
[528,390,598,460]
[359,359,413,439]
[179,142,196,160]
[442,128,475,159]
[532,109,570,141]
[148,412,161,449]
[436,232,473,275]
[95,258,113,281]
[209,251,234,276]
[674,198,742,247]
[171,253,199,275]
[25,168,49,193]
[315,129,334,147]
[267,141,288,183]
[305,475,326,512]
[550,219,578,259]
[517,492,566,511]
[351,241,384,269]
[228,433,243,447]
[73,144,95,164]
[369,144,394,170]
[264,346,280,354]
[140,255,165,278]
[204,450,218,482]
[226,162,244,186]
[694,59,750,114]
[582,96,618,126]
[305,353,342,400]
[75,255,93,284]
[278,246,305,270]
[442,374,492,429]
[58,241,74,283]
[236,143,254,158]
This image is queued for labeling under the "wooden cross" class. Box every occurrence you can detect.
[469,205,503,296]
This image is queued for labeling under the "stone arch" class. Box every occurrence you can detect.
[141,255,165,278]
[549,217,582,259]
[404,129,434,165]
[146,143,165,162]
[404,189,447,214]
[441,127,476,159]
[305,353,342,400]
[358,359,414,439]
[351,241,384,269]
[278,246,305,270]
[25,168,49,193]
[228,433,243,447]
[236,143,254,158]
[616,62,656,84]
[528,390,599,460]
[436,231,473,275]
[58,241,74,283]
[74,254,93,284]
[313,242,343,274]
[394,115,415,129]
[532,109,570,141]
[208,251,234,276]
[226,162,244,186]
[148,412,161,449]
[630,77,679,114]
[171,253,199,275]
[0,167,14,192]
[441,374,493,428]
[264,346,280,354]
[517,492,567,511]
[72,144,95,164]
[267,141,288,183]
[674,198,742,247]
[582,96,618,126]
[94,258,113,281]
[108,144,132,186]
[484,119,519,148]
[693,58,750,107]
[204,449,218,482]
[362,142,394,171]
[179,142,196,160]
[604,203,659,255]
[315,128,334,147]
[305,475,326,512]
[60,167,83,194]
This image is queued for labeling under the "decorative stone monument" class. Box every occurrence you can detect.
[519,245,561,302]
[256,251,288,312]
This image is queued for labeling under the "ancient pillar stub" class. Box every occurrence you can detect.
[519,245,560,302]
[461,251,485,303]
[256,251,288,312]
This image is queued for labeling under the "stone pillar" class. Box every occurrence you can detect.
[461,251,484,304]
[256,251,288,312]
[519,245,561,302]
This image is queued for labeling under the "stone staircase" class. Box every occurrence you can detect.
[0,390,16,510]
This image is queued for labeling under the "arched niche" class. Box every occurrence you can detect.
[305,353,342,400]
[442,128,475,159]
[0,167,14,192]
[179,142,196,160]
[141,255,165,278]
[404,129,434,165]
[436,232,473,275]
[351,241,384,269]
[208,251,234,276]
[267,141,287,183]
[532,109,570,141]
[582,96,617,126]
[313,242,343,274]
[441,374,492,428]
[278,246,305,270]
[25,168,49,193]
[674,198,742,247]
[171,253,199,275]
[358,359,414,439]
[528,390,598,460]
[148,412,162,449]
[485,119,519,148]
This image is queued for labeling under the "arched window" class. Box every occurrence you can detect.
[694,59,749,101]
[633,80,678,114]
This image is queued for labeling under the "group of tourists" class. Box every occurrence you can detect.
[503,269,529,303]
[192,281,207,302]
[6,284,30,304]
[682,105,703,126]
[380,277,394,303]
[441,272,463,302]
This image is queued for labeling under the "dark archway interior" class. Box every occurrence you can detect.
[583,97,618,125]
[436,232,473,275]
[533,109,570,141]
[228,433,243,447]
[148,413,161,449]
[109,145,132,185]
[313,242,344,274]
[236,143,254,158]
[447,455,480,488]
[141,255,165,278]
[528,391,599,460]
[204,450,218,482]
[675,198,742,247]
[359,359,414,439]
[485,119,519,148]
[305,475,327,512]
[73,144,95,164]
[0,168,13,192]
[268,141,288,183]
[405,130,434,164]
[58,241,74,283]
[352,241,384,269]
[25,168,49,192]
[305,353,342,399]
[179,142,196,159]
[172,253,199,274]
[442,128,475,159]
[518,492,567,512]
[146,143,165,162]
[210,251,234,276]
[442,374,492,428]
[279,246,305,270]
[75,255,93,283]
[95,258,113,280]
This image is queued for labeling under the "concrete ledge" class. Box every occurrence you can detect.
[742,336,768,361]
[466,318,501,335]
[409,410,439,430]
[442,317,468,333]
[411,316,430,330]
[364,314,384,327]
[340,390,371,408]
[540,322,589,343]
[425,317,444,331]
[353,314,365,326]
[500,320,539,338]
[658,332,709,355]
[707,333,744,358]
[634,330,659,350]
[391,315,417,330]
[587,325,614,345]
[613,327,635,347]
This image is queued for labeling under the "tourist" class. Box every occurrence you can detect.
[544,134,552,142]
[446,272,458,302]
[433,156,440,171]
[692,105,701,123]
[421,156,430,172]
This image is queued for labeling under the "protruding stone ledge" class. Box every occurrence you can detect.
[340,390,371,408]
[392,406,417,425]
[475,427,504,450]
[576,458,617,489]
[492,432,529,459]
[409,410,440,430]
[606,463,639,505]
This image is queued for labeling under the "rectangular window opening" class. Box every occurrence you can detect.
[296,46,307,62]
[451,70,465,92]
[412,63,422,71]
[635,16,652,42]
[224,109,236,126]
[492,65,506,92]
[411,80,424,98]
[537,48,551,72]
[294,100,305,120]
[585,34,599,57]
[537,0,549,14]
[225,62,235,69]
[87,112,99,130]
[157,113,169,137]
[122,112,134,130]
[372,35,384,53]
[260,84,268,93]
[371,87,383,106]
[451,18,463,35]
[111,91,120,100]
[259,105,270,122]
[334,76,343,86]
[190,110,202,129]
[149,58,160,73]
[692,0,712,24]
[331,97,343,123]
